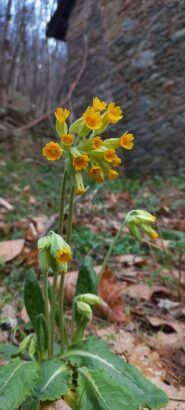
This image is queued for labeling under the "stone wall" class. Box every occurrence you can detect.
[66,0,185,176]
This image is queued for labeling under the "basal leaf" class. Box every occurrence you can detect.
[0,358,40,410]
[75,257,98,297]
[77,367,139,410]
[38,358,72,402]
[0,343,18,359]
[22,396,40,410]
[24,269,45,330]
[62,337,168,409]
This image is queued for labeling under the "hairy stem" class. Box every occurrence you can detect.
[67,184,75,245]
[50,269,58,355]
[59,270,67,353]
[43,270,51,356]
[58,170,67,236]
[98,220,126,283]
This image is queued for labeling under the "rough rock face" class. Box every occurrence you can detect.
[66,0,185,176]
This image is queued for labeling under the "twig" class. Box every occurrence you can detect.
[18,35,88,132]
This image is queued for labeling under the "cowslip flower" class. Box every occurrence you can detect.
[83,107,102,130]
[56,247,72,263]
[55,107,70,123]
[107,102,123,123]
[90,165,104,183]
[38,231,72,271]
[61,133,74,146]
[42,142,62,161]
[126,210,158,242]
[75,173,86,196]
[93,97,107,112]
[112,156,122,167]
[108,169,119,180]
[91,136,103,149]
[73,154,89,171]
[120,132,134,150]
[104,148,117,163]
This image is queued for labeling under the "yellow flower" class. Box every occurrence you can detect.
[93,97,107,112]
[150,230,159,240]
[112,156,122,167]
[90,166,104,183]
[42,142,62,161]
[120,132,134,150]
[73,154,89,171]
[75,186,86,196]
[56,247,72,263]
[108,169,119,180]
[91,136,103,149]
[83,107,102,130]
[107,102,123,123]
[55,107,70,123]
[61,133,74,146]
[104,148,117,163]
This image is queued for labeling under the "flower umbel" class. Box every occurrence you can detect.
[55,107,70,123]
[43,142,62,161]
[126,210,158,242]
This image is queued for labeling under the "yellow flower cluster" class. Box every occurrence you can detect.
[42,97,134,195]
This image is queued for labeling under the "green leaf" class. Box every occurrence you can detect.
[24,269,45,330]
[76,257,98,297]
[0,343,18,359]
[77,367,139,410]
[0,358,40,410]
[62,337,168,409]
[38,358,72,402]
[22,396,40,410]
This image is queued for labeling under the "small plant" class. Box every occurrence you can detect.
[0,98,168,410]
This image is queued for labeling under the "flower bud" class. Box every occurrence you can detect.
[76,301,92,321]
[38,231,72,272]
[75,293,102,306]
[126,210,158,242]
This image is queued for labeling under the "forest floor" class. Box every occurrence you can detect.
[0,152,185,409]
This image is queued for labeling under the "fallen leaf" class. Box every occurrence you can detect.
[0,239,24,262]
[112,254,148,267]
[32,215,48,234]
[123,284,172,301]
[98,268,126,323]
[25,222,38,242]
[148,316,184,334]
[0,197,14,211]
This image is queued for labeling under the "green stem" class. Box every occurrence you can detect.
[98,219,126,283]
[43,270,51,356]
[50,269,58,355]
[58,170,67,236]
[59,270,66,353]
[71,301,76,343]
[67,184,75,245]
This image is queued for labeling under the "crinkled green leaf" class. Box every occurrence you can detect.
[0,343,18,359]
[77,367,139,410]
[62,337,168,409]
[38,358,72,402]
[24,269,45,330]
[0,358,40,410]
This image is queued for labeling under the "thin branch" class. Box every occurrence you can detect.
[18,35,88,132]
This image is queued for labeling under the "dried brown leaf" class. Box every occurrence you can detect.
[0,239,24,262]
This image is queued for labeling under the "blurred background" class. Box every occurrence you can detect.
[0,0,185,175]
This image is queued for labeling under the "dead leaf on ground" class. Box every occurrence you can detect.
[148,316,184,334]
[0,239,24,262]
[39,400,71,410]
[0,197,14,211]
[122,284,172,301]
[112,254,149,267]
[155,238,171,251]
[98,268,126,323]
